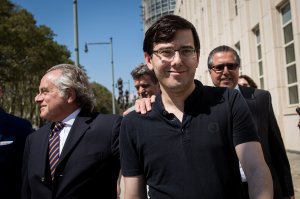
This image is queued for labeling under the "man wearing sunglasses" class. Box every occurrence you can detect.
[208,45,294,199]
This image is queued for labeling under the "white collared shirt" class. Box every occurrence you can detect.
[234,84,240,91]
[59,108,81,154]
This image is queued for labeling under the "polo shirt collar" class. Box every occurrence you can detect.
[154,80,204,117]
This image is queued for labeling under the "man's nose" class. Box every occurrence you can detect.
[138,87,145,93]
[222,66,230,74]
[35,93,42,102]
[171,51,181,63]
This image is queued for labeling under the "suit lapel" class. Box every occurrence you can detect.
[239,86,258,130]
[41,123,54,183]
[58,113,91,163]
[239,85,255,100]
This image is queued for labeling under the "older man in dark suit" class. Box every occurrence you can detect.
[207,45,294,199]
[22,64,121,199]
[0,109,33,199]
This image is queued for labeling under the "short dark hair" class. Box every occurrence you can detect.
[143,14,200,56]
[131,63,158,84]
[207,45,241,69]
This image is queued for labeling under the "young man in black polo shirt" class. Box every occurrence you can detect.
[120,15,273,199]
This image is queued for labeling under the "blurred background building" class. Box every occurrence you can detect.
[141,0,300,152]
[141,0,176,31]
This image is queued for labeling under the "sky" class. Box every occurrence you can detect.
[12,0,145,97]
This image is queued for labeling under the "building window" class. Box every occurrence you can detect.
[280,1,299,104]
[253,27,264,89]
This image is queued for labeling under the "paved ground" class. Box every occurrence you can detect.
[119,151,300,199]
[287,151,300,198]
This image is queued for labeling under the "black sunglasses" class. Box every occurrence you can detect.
[210,63,239,73]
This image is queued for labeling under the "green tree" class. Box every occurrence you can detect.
[0,0,73,126]
[90,82,119,114]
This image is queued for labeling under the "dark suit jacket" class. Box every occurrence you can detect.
[239,86,294,198]
[0,112,33,199]
[22,111,121,199]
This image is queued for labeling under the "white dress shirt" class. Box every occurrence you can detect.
[59,108,81,154]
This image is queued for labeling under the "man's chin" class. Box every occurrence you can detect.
[220,82,234,88]
[39,113,48,120]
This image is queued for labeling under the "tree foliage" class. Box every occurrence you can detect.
[0,0,116,126]
[90,82,119,114]
[0,0,73,126]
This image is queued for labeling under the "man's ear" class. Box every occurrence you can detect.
[144,52,153,70]
[66,88,76,103]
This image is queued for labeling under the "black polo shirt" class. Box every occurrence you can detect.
[120,80,259,199]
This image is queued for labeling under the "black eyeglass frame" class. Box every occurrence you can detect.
[152,47,196,61]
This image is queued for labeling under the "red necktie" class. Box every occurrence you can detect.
[49,122,65,180]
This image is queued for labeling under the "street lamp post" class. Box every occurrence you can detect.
[73,0,80,66]
[84,37,116,114]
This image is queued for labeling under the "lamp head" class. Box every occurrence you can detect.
[84,43,88,53]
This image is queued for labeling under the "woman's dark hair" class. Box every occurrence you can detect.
[239,75,258,88]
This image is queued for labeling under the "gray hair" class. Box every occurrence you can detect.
[130,63,158,84]
[47,64,96,112]
[207,45,240,69]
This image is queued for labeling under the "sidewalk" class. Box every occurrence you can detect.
[287,151,300,198]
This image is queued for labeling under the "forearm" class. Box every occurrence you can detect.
[236,142,273,199]
[124,175,147,199]
[246,165,273,199]
[124,192,147,199]
[117,171,122,199]
[124,188,147,199]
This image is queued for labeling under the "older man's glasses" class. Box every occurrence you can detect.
[210,63,239,73]
[153,48,196,62]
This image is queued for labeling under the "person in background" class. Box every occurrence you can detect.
[0,84,33,199]
[208,45,294,199]
[22,64,121,199]
[120,15,272,199]
[132,63,160,98]
[296,107,300,129]
[123,63,160,116]
[238,74,258,88]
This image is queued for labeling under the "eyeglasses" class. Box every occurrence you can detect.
[153,47,196,62]
[210,63,239,73]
